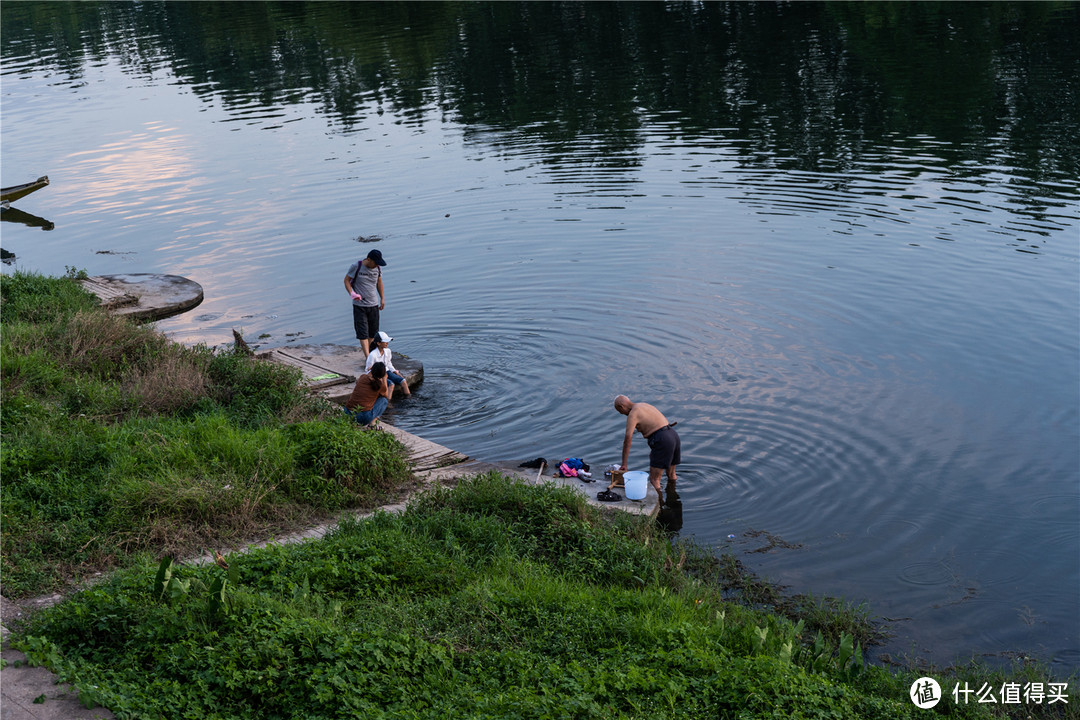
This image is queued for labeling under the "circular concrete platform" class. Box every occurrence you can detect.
[81,273,203,321]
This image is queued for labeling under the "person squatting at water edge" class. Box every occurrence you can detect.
[345,361,391,427]
[613,394,681,502]
[366,331,410,399]
[345,248,387,356]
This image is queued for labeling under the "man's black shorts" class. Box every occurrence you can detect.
[647,425,681,469]
[352,304,380,341]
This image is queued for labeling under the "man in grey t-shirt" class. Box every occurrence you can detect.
[344,248,386,356]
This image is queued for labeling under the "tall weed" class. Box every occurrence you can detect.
[1,272,417,597]
[49,310,169,380]
[120,347,208,415]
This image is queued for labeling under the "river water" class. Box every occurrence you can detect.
[2,2,1077,674]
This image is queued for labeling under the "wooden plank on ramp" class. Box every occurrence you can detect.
[378,423,470,472]
[263,348,355,390]
[79,277,137,309]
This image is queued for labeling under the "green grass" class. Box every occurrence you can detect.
[16,474,1075,720]
[0,267,97,323]
[1,271,413,596]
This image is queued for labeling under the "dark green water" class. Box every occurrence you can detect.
[2,1,1078,674]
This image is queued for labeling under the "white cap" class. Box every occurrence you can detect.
[375,331,393,343]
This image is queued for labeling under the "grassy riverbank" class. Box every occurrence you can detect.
[12,474,1075,719]
[2,272,1075,718]
[1,271,411,598]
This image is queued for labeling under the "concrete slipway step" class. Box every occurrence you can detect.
[259,342,423,404]
[79,273,203,321]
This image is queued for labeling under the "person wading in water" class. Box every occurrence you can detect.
[612,394,681,502]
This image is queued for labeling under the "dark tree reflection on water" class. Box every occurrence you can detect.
[3,1,1077,182]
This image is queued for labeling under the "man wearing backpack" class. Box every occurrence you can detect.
[344,249,387,356]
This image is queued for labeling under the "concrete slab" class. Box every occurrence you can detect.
[1,595,114,720]
[79,274,203,322]
[506,461,659,515]
[260,343,422,402]
[0,646,115,720]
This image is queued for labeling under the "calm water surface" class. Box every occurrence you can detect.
[2,2,1078,673]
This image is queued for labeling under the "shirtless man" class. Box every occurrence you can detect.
[613,394,681,500]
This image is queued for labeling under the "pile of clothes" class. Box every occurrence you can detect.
[554,457,592,481]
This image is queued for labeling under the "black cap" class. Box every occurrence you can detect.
[366,249,386,266]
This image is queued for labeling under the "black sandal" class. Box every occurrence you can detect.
[596,489,622,502]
